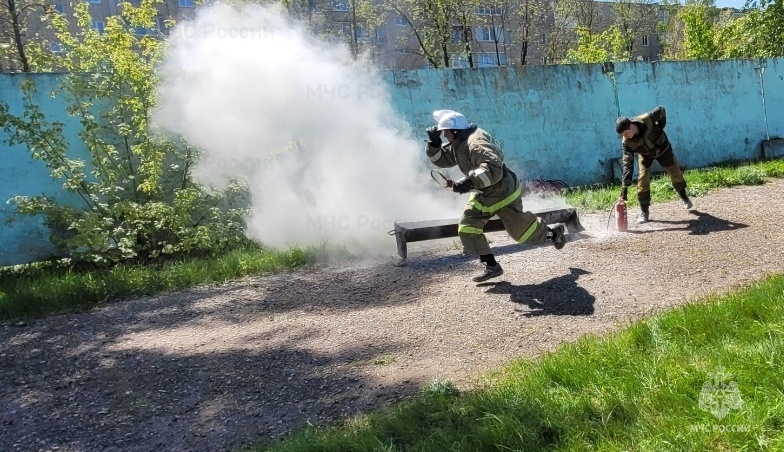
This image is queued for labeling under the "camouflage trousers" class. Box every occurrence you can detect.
[637,150,687,206]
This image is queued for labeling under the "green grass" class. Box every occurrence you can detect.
[256,274,784,452]
[3,157,783,323]
[0,241,349,322]
[565,157,784,212]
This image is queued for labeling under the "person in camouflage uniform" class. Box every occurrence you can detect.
[425,109,566,283]
[615,105,693,223]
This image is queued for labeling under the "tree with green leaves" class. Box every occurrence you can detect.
[381,0,471,68]
[548,0,598,63]
[0,0,47,72]
[737,0,784,57]
[451,0,480,67]
[565,24,627,63]
[319,0,383,58]
[472,1,513,66]
[678,3,720,59]
[661,0,783,61]
[0,0,249,265]
[504,0,550,65]
[609,0,660,58]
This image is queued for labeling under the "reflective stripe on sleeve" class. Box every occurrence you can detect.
[472,168,492,188]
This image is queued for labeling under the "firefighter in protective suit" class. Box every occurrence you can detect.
[426,110,566,283]
[615,105,693,223]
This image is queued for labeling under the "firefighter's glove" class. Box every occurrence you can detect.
[425,126,442,147]
[620,186,628,201]
[452,177,473,194]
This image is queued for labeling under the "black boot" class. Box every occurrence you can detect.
[637,204,650,224]
[547,225,566,250]
[472,263,504,282]
[473,254,504,282]
[677,189,693,210]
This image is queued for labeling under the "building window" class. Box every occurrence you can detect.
[49,42,64,53]
[156,17,169,35]
[178,0,194,6]
[375,28,384,44]
[541,56,547,64]
[475,25,503,42]
[476,52,506,67]
[92,20,105,34]
[332,0,349,11]
[47,4,65,13]
[88,0,101,4]
[355,26,370,41]
[452,26,469,43]
[398,48,411,54]
[540,33,546,45]
[476,5,503,15]
[476,26,491,42]
[340,23,351,37]
[134,26,156,36]
[658,10,669,22]
[394,15,406,26]
[451,54,469,68]
[642,56,651,62]
[642,35,649,46]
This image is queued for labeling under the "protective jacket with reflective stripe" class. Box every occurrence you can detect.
[426,126,520,212]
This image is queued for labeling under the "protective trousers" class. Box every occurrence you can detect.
[636,149,687,206]
[457,193,548,256]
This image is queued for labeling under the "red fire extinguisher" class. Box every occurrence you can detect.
[614,199,628,232]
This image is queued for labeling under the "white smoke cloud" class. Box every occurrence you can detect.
[152,3,462,255]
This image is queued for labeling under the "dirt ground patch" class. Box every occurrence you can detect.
[2,180,783,451]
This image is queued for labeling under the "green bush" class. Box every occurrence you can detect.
[0,0,249,265]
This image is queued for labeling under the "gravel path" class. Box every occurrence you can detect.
[2,180,782,452]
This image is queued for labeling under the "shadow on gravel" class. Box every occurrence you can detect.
[627,210,748,236]
[685,210,749,235]
[0,259,445,451]
[477,267,595,316]
[88,258,450,328]
[457,231,594,259]
[0,332,421,451]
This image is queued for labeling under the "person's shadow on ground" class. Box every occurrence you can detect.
[627,210,748,236]
[478,267,594,316]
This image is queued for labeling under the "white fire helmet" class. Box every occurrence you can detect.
[433,109,469,131]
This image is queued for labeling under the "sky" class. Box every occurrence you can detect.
[714,0,749,8]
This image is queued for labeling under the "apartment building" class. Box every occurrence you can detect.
[2,0,698,73]
[334,1,555,70]
[328,0,667,69]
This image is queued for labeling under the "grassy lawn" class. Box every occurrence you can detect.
[2,157,783,323]
[256,273,784,452]
[564,157,784,212]
[0,242,332,322]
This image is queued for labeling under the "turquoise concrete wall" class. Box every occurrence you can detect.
[385,58,784,185]
[2,59,783,265]
[762,59,784,143]
[387,64,619,184]
[613,60,769,171]
[0,74,88,266]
